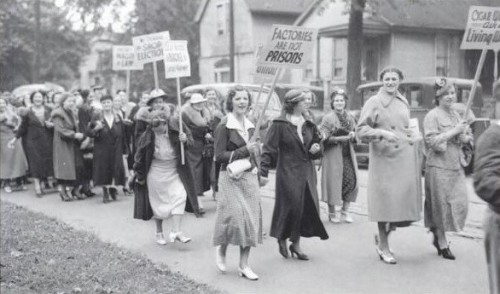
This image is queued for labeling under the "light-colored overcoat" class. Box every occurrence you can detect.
[356,89,422,222]
[51,108,82,181]
[319,111,359,206]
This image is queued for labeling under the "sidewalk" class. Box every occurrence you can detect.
[0,176,489,294]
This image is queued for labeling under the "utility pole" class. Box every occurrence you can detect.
[33,0,41,83]
[229,0,235,82]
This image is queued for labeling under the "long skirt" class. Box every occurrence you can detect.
[0,132,27,179]
[213,171,262,247]
[484,209,500,294]
[424,166,468,232]
[147,158,187,219]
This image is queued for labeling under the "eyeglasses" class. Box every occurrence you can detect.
[151,119,167,128]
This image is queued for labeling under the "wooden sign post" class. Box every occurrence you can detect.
[163,40,191,165]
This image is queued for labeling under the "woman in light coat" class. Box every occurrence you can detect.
[356,67,422,264]
[319,89,359,223]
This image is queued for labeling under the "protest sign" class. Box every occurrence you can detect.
[112,46,142,71]
[257,25,318,69]
[132,31,171,65]
[163,41,191,79]
[460,6,500,50]
[253,43,278,83]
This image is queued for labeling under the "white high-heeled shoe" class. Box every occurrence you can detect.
[238,267,258,281]
[156,233,167,245]
[169,232,191,243]
[341,211,353,223]
[215,246,226,273]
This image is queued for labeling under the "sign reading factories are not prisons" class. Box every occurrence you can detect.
[257,25,318,69]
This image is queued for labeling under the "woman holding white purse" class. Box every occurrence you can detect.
[213,86,262,281]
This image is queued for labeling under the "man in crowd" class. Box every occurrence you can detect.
[474,79,500,294]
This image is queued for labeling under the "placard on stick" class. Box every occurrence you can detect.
[258,25,318,69]
[112,46,142,71]
[460,6,500,50]
[132,31,171,65]
[253,43,278,84]
[163,41,191,79]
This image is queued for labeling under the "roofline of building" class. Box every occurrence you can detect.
[293,0,322,26]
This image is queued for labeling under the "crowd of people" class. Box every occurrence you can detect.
[0,67,498,290]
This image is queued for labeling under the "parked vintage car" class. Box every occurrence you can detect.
[353,77,489,171]
[180,83,282,139]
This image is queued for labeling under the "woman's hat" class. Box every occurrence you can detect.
[146,89,168,106]
[284,89,306,104]
[190,93,207,104]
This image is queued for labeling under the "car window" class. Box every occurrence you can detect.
[408,86,423,108]
[250,90,281,112]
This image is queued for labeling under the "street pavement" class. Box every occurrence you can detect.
[0,170,490,294]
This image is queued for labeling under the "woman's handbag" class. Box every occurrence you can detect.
[226,151,251,180]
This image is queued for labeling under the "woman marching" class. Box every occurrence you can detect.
[213,86,262,280]
[423,78,472,260]
[133,108,193,245]
[88,94,128,203]
[319,88,359,223]
[260,89,328,261]
[0,97,28,192]
[9,91,54,197]
[182,93,212,212]
[356,67,422,264]
[51,92,87,201]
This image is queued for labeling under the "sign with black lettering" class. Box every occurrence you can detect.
[257,25,318,69]
[461,6,500,50]
[112,46,142,71]
[163,40,191,79]
[253,43,278,83]
[132,31,171,65]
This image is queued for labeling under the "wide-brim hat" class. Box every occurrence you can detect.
[147,89,168,106]
[189,93,207,104]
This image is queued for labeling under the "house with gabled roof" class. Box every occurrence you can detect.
[292,0,499,100]
[195,0,313,84]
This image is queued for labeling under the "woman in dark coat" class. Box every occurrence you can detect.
[51,93,86,201]
[10,91,54,197]
[260,89,328,261]
[87,94,128,203]
[181,93,211,210]
[133,107,199,244]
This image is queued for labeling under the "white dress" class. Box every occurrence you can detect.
[147,133,187,219]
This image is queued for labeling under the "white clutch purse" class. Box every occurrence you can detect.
[227,159,252,179]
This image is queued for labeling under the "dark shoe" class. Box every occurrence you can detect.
[194,210,204,218]
[102,187,110,204]
[199,208,206,214]
[109,187,117,200]
[82,189,96,198]
[440,247,456,260]
[289,245,309,261]
[71,188,86,200]
[278,240,289,258]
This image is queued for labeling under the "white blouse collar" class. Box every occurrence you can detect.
[226,112,254,131]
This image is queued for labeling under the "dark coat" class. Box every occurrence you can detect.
[16,106,54,178]
[51,108,84,182]
[133,119,200,220]
[88,113,127,186]
[182,105,211,195]
[78,104,94,181]
[260,114,328,241]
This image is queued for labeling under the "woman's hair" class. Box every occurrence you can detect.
[79,89,90,101]
[29,91,46,104]
[379,67,404,81]
[58,92,74,108]
[226,85,252,112]
[100,94,113,102]
[329,88,348,110]
[282,89,306,114]
[434,77,455,106]
[149,107,170,124]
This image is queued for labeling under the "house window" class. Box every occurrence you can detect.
[332,38,347,80]
[216,1,228,35]
[214,58,230,82]
[435,35,449,76]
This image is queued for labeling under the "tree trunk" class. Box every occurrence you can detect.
[346,0,366,109]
